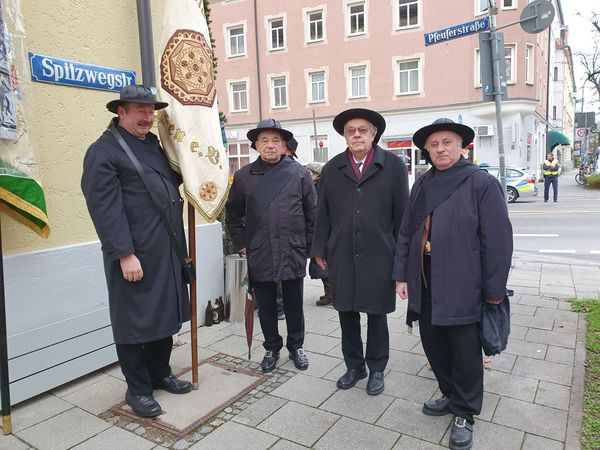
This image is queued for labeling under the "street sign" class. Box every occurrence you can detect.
[576,128,589,138]
[520,0,555,34]
[424,17,490,46]
[479,32,507,102]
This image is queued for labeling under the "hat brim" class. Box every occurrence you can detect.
[106,99,169,114]
[412,122,474,151]
[333,108,386,143]
[247,127,294,150]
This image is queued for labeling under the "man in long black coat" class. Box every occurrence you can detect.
[393,119,513,450]
[81,85,191,418]
[311,108,409,396]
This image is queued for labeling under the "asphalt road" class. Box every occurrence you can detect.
[508,170,600,265]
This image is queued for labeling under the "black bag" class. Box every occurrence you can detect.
[480,289,512,356]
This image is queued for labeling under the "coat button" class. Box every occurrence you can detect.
[356,188,361,192]
[355,210,360,214]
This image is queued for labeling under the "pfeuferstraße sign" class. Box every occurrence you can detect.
[424,17,490,46]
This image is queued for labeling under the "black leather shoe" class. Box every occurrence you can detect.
[289,348,309,370]
[152,373,192,394]
[261,350,280,373]
[337,367,368,389]
[449,416,474,450]
[366,371,384,395]
[125,391,162,418]
[422,395,451,416]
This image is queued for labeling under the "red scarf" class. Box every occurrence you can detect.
[348,147,374,180]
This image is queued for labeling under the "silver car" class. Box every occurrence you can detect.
[479,165,538,203]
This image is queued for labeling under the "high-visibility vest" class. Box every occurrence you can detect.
[543,160,559,176]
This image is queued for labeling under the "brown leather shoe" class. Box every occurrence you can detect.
[316,296,332,306]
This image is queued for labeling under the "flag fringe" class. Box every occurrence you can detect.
[0,189,50,237]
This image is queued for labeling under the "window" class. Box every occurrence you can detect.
[552,106,557,120]
[553,66,559,81]
[310,135,329,162]
[348,3,365,35]
[349,66,367,98]
[397,59,420,95]
[230,81,248,112]
[505,45,515,84]
[272,76,287,108]
[227,26,245,57]
[228,143,251,173]
[269,18,285,50]
[309,71,326,103]
[525,44,534,84]
[475,48,482,86]
[397,0,419,29]
[501,0,516,9]
[476,0,488,15]
[308,10,324,42]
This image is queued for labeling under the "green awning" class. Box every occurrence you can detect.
[547,130,570,150]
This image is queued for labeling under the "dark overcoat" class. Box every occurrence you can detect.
[311,145,409,313]
[225,157,316,282]
[81,126,190,344]
[392,169,513,326]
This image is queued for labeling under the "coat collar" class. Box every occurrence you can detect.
[336,145,386,184]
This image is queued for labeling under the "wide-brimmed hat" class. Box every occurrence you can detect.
[247,118,294,149]
[286,137,299,158]
[106,84,169,113]
[306,162,322,175]
[333,108,386,143]
[412,118,474,151]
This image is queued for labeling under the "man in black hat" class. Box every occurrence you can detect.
[393,118,512,450]
[81,85,192,418]
[311,108,409,396]
[226,119,316,373]
[284,137,298,159]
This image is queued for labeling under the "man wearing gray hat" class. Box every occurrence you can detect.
[393,118,512,450]
[226,119,316,373]
[81,85,192,418]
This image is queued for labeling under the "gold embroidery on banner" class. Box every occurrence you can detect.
[199,181,218,201]
[161,29,216,107]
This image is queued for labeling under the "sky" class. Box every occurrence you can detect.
[560,0,598,110]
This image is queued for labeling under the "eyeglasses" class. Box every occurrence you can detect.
[344,126,372,136]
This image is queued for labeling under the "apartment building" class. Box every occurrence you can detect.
[210,0,574,181]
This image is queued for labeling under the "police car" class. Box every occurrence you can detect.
[478,164,538,203]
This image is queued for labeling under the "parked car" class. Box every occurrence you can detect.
[478,164,538,203]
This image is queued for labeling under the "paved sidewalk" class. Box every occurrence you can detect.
[1,259,598,450]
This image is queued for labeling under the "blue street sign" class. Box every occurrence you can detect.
[424,17,490,46]
[28,53,136,92]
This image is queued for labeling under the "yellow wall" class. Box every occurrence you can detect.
[1,0,172,254]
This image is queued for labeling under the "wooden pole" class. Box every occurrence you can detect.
[188,204,199,388]
[0,217,12,434]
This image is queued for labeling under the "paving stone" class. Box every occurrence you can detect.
[302,333,341,354]
[493,397,567,442]
[509,286,540,295]
[417,364,437,380]
[510,304,537,316]
[233,394,287,427]
[526,328,576,349]
[16,408,110,450]
[534,308,579,321]
[72,426,155,450]
[102,363,126,381]
[382,371,438,403]
[0,433,30,450]
[257,401,339,447]
[511,314,554,330]
[389,332,422,352]
[51,372,109,398]
[189,421,278,450]
[320,388,394,423]
[392,435,445,449]
[63,376,127,415]
[270,373,337,407]
[10,394,73,432]
[279,351,343,377]
[376,398,451,442]
[535,380,571,410]
[477,392,500,421]
[441,419,524,450]
[173,439,192,450]
[507,278,540,288]
[315,416,399,450]
[505,338,547,359]
[540,286,576,298]
[484,353,516,373]
[522,433,564,450]
[546,345,575,365]
[552,319,578,334]
[512,356,572,385]
[409,341,426,355]
[509,324,528,340]
[518,296,558,309]
[484,370,538,401]
[304,318,339,336]
[207,334,262,358]
[269,439,309,449]
[387,349,428,375]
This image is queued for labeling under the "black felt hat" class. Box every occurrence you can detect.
[332,108,386,143]
[286,137,298,158]
[247,118,294,149]
[106,84,168,113]
[412,118,475,151]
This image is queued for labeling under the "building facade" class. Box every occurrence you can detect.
[210,0,575,182]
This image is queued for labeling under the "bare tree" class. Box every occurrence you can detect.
[577,13,600,107]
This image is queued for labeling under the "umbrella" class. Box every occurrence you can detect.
[547,130,570,151]
[245,289,254,359]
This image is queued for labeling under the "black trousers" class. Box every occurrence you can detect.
[544,176,558,201]
[253,278,305,353]
[339,311,389,372]
[419,257,483,424]
[115,336,173,396]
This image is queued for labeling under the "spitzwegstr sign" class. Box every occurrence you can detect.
[28,53,136,92]
[424,17,490,46]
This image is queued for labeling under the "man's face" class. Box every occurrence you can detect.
[118,102,155,138]
[343,118,376,158]
[255,130,284,163]
[426,130,463,171]
[547,153,554,161]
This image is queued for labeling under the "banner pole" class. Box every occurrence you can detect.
[188,204,199,389]
[0,216,13,434]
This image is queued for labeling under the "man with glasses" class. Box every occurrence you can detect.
[226,119,316,373]
[311,108,409,395]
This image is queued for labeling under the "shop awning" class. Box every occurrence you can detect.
[547,130,570,150]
